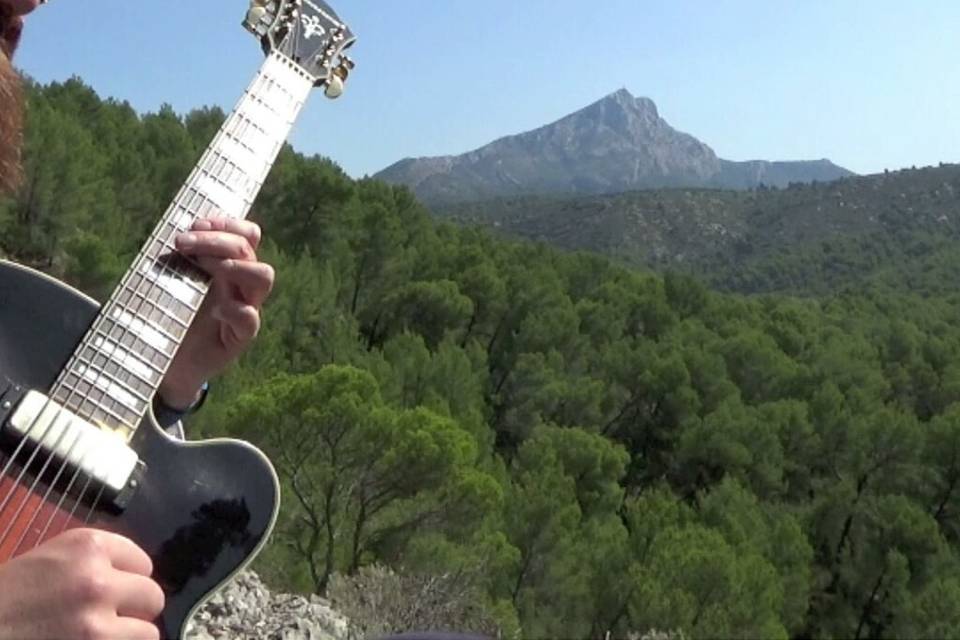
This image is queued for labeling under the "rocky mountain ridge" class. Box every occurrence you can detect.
[376,89,852,203]
[434,163,960,295]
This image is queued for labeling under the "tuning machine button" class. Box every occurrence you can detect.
[244,0,270,31]
[323,55,355,99]
[324,74,344,99]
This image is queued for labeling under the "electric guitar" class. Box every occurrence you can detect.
[0,2,355,637]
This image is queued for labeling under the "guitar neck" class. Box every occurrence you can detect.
[49,52,315,433]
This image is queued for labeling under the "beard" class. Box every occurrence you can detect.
[0,49,23,194]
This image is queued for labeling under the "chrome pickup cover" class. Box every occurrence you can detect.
[8,390,140,495]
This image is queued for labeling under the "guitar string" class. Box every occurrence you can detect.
[3,147,222,548]
[38,212,217,538]
[0,315,129,551]
[3,252,192,554]
[66,82,287,526]
[0,401,74,550]
[0,95,240,541]
[21,217,212,546]
[23,67,288,537]
[51,58,291,421]
[0,365,135,554]
[6,427,87,555]
[39,463,93,542]
[53,58,299,542]
[50,233,209,537]
[0,260,176,554]
[0,55,299,556]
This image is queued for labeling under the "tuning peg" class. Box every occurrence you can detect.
[246,6,266,24]
[323,55,355,99]
[324,74,344,99]
[245,0,268,26]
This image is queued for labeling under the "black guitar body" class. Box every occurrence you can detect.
[0,260,279,639]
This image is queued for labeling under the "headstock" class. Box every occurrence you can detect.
[243,0,356,99]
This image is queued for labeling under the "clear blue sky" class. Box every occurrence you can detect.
[15,1,960,178]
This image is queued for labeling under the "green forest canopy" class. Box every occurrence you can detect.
[435,164,960,298]
[4,77,960,638]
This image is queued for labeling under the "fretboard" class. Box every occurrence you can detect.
[50,52,315,433]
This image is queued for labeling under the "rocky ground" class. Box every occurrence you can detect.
[185,571,354,640]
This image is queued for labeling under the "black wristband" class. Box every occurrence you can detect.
[153,381,209,429]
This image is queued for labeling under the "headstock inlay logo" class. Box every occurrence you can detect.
[300,14,327,39]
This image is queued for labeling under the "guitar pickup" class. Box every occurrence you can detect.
[3,390,144,510]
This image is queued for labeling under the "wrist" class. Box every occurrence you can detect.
[158,377,207,411]
[153,381,209,430]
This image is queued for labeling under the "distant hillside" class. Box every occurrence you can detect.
[434,164,960,295]
[376,89,853,204]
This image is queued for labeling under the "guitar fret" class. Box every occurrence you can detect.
[205,154,228,180]
[228,171,257,202]
[169,207,196,232]
[86,331,167,397]
[242,117,278,160]
[258,85,295,122]
[200,151,258,203]
[90,333,163,381]
[225,114,252,141]
[113,290,190,333]
[135,257,207,309]
[56,378,140,430]
[74,360,149,412]
[126,271,198,317]
[143,235,181,260]
[98,316,174,368]
[183,188,204,210]
[109,306,179,353]
[224,162,253,196]
[179,187,217,220]
[196,196,217,218]
[126,272,200,318]
[253,71,292,103]
[229,121,264,160]
[123,265,202,319]
[241,96,285,133]
[231,136,272,184]
[218,134,267,181]
[254,82,292,118]
[195,173,246,216]
[77,345,155,398]
[236,109,281,157]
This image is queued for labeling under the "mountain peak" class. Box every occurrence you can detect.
[587,88,660,119]
[598,88,658,118]
[375,90,853,204]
